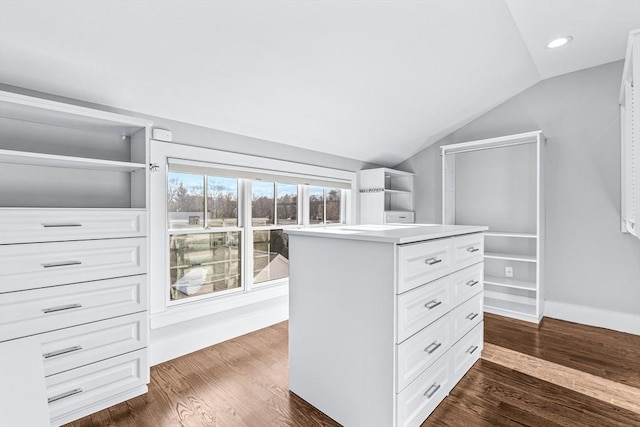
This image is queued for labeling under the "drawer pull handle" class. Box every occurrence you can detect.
[424,342,442,354]
[467,345,479,355]
[425,257,442,265]
[424,300,442,310]
[42,303,82,314]
[424,383,441,399]
[42,223,82,228]
[48,388,83,404]
[398,216,406,219]
[43,345,83,359]
[42,260,82,268]
[466,312,479,321]
[467,247,480,253]
[466,280,479,287]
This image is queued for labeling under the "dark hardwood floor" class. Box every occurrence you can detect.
[484,313,640,389]
[66,317,640,427]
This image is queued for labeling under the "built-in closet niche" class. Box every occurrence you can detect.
[442,131,545,323]
[0,106,147,208]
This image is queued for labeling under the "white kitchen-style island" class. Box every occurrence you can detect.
[286,224,487,427]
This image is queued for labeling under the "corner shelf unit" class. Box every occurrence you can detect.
[0,90,152,427]
[441,131,546,323]
[358,167,415,224]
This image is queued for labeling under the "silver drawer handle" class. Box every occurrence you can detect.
[398,216,406,219]
[424,342,442,354]
[43,345,83,359]
[48,388,83,404]
[466,280,479,287]
[42,260,82,268]
[425,257,442,265]
[424,383,441,398]
[467,247,479,253]
[42,223,82,228]
[42,303,82,314]
[466,312,479,321]
[466,345,479,355]
[424,300,442,310]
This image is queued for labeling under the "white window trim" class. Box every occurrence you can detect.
[149,140,357,328]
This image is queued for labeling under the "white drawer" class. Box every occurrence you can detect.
[396,312,451,392]
[452,233,484,269]
[384,211,415,224]
[0,237,147,292]
[46,349,147,425]
[451,322,483,385]
[397,275,451,343]
[450,262,484,307]
[0,209,147,244]
[396,352,450,427]
[450,292,483,344]
[397,238,453,294]
[39,312,147,377]
[0,275,147,341]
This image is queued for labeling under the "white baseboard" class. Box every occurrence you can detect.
[544,301,640,335]
[150,296,289,365]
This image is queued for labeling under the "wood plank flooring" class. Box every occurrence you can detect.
[66,317,640,427]
[484,313,640,389]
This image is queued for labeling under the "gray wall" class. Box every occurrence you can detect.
[396,61,640,315]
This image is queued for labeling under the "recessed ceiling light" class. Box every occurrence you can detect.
[546,36,573,49]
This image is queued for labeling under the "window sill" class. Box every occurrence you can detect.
[150,281,289,329]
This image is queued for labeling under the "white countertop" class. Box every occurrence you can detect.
[285,224,487,244]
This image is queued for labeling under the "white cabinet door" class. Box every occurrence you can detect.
[396,312,451,392]
[450,262,483,307]
[396,354,450,427]
[0,237,147,292]
[450,292,483,343]
[397,238,453,294]
[397,276,451,343]
[0,275,147,341]
[40,312,147,377]
[46,349,147,425]
[0,209,147,244]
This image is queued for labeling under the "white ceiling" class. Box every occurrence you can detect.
[0,1,638,166]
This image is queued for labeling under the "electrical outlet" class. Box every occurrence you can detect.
[505,267,513,278]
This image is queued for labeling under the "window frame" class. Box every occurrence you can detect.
[150,140,357,320]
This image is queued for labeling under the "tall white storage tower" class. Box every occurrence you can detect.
[441,131,546,323]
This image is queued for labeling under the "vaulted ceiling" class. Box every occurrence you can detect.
[0,1,638,166]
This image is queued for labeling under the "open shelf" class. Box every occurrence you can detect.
[484,251,536,263]
[0,149,146,172]
[484,275,536,291]
[484,231,537,239]
[484,296,536,316]
[384,189,411,194]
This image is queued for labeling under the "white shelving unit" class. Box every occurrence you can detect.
[359,167,415,224]
[0,90,152,427]
[620,29,640,239]
[441,131,546,323]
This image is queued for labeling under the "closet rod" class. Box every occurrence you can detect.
[442,140,535,156]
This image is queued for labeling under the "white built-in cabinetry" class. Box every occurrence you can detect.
[620,29,640,239]
[441,131,545,323]
[359,168,415,224]
[0,90,151,426]
[288,224,486,427]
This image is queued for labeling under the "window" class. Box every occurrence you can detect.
[252,181,299,285]
[167,172,204,229]
[164,156,352,305]
[309,186,343,225]
[168,172,242,301]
